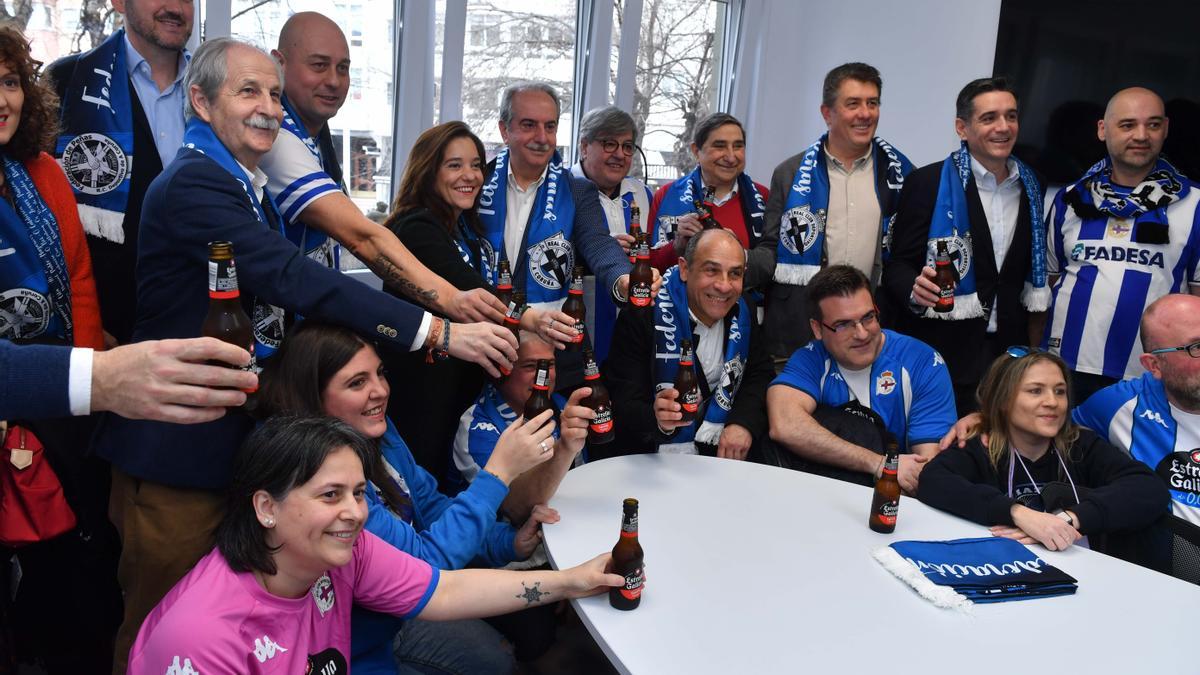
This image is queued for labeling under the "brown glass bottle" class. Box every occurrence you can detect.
[629,231,653,309]
[627,204,643,264]
[933,240,955,314]
[609,498,644,610]
[523,359,554,421]
[499,291,526,378]
[582,348,614,444]
[201,241,256,391]
[495,259,514,310]
[560,265,586,351]
[695,185,722,230]
[673,339,700,424]
[869,441,901,533]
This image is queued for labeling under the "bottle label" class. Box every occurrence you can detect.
[584,362,600,379]
[208,259,240,299]
[876,500,898,526]
[936,286,954,306]
[620,566,644,600]
[680,388,700,413]
[533,370,549,388]
[590,408,613,434]
[571,320,585,343]
[630,285,652,307]
[881,453,899,475]
[621,511,638,534]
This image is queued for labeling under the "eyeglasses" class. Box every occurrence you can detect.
[594,139,637,157]
[1149,340,1200,358]
[1006,345,1043,358]
[820,309,879,334]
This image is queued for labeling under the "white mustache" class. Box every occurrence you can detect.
[525,142,552,153]
[245,115,280,131]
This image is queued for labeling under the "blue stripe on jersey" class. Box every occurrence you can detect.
[283,183,341,223]
[276,171,334,206]
[1077,214,1108,241]
[1058,264,1098,368]
[1102,269,1150,378]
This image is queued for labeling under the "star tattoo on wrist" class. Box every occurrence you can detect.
[517,581,549,606]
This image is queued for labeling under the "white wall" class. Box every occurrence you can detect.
[739,0,1002,180]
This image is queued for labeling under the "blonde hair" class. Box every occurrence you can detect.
[974,350,1078,468]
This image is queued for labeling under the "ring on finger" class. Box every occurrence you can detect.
[539,440,551,454]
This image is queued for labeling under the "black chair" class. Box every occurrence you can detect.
[1167,515,1200,586]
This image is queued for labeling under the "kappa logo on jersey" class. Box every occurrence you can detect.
[1139,409,1170,429]
[1069,242,1165,269]
[252,635,288,663]
[0,288,51,339]
[932,352,945,368]
[60,132,128,195]
[164,655,200,675]
[779,205,824,255]
[311,572,335,616]
[527,232,574,290]
[471,421,499,433]
[828,371,843,381]
[875,370,896,395]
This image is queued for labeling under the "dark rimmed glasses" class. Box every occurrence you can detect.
[1149,340,1200,359]
[594,138,638,157]
[820,308,880,334]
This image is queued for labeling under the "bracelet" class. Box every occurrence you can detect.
[434,318,450,360]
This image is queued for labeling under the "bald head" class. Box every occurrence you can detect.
[1140,294,1200,352]
[1098,87,1168,185]
[1104,87,1164,120]
[272,12,350,135]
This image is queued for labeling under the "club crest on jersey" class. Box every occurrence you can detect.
[0,288,51,339]
[927,234,971,280]
[60,132,128,195]
[876,370,896,395]
[780,205,824,255]
[1106,218,1132,239]
[527,232,574,290]
[311,572,335,616]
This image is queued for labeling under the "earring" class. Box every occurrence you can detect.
[264,518,275,527]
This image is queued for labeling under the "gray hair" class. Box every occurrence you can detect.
[578,105,638,144]
[498,81,561,128]
[185,38,284,121]
[692,112,744,148]
[683,227,745,268]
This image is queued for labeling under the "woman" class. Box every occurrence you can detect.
[646,112,770,283]
[382,121,577,485]
[128,415,619,674]
[0,26,111,672]
[254,321,590,673]
[918,348,1170,570]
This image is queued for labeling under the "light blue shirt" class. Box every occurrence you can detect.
[124,35,189,169]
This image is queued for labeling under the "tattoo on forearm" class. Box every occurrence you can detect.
[516,581,549,606]
[373,254,438,306]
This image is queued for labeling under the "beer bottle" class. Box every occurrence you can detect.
[933,240,955,314]
[695,185,721,230]
[628,204,643,264]
[201,241,257,391]
[523,359,555,421]
[582,348,614,445]
[499,291,526,378]
[560,265,587,351]
[628,231,653,309]
[495,259,514,310]
[673,339,700,424]
[868,441,901,533]
[609,498,644,610]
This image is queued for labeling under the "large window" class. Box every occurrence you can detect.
[25,0,118,66]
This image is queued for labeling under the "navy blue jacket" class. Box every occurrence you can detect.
[1,342,72,419]
[93,148,428,489]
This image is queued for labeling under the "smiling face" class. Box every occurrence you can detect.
[116,0,194,53]
[435,135,483,220]
[679,231,745,328]
[321,344,389,439]
[499,89,558,179]
[692,123,745,191]
[956,90,1018,174]
[0,62,24,146]
[191,45,282,170]
[580,130,634,194]
[275,14,351,135]
[1098,88,1167,184]
[821,78,880,159]
[1006,359,1068,452]
[811,288,882,371]
[262,445,368,579]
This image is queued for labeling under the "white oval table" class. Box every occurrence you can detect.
[543,454,1198,674]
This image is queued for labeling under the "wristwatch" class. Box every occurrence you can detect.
[1054,510,1076,528]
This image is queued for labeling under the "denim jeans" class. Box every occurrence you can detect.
[394,618,516,675]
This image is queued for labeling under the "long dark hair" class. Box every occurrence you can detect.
[0,26,60,160]
[387,121,487,235]
[217,415,375,574]
[254,322,412,515]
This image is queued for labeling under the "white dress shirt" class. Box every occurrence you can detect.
[970,155,1021,333]
[504,165,549,264]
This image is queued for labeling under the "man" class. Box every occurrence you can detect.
[761,62,914,361]
[768,265,956,493]
[481,81,649,386]
[262,12,504,328]
[603,228,774,460]
[570,105,653,362]
[93,39,518,672]
[1042,87,1200,403]
[49,0,194,345]
[882,77,1048,415]
[1072,295,1200,541]
[1,337,254,422]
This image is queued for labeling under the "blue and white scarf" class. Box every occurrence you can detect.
[652,166,766,248]
[183,118,286,360]
[0,155,73,342]
[774,135,913,285]
[653,266,751,451]
[54,29,135,244]
[1068,156,1188,220]
[478,148,577,311]
[276,94,341,269]
[922,143,1047,320]
[455,217,495,285]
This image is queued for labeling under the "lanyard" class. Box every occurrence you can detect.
[1007,445,1081,506]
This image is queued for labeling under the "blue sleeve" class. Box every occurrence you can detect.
[1,341,72,419]
[1072,378,1135,435]
[904,345,957,446]
[769,343,825,401]
[571,176,632,295]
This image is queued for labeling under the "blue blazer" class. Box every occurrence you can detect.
[1,341,72,419]
[93,148,429,489]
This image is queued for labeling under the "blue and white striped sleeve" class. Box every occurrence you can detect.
[259,131,341,225]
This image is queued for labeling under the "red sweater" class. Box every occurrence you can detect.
[647,179,769,272]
